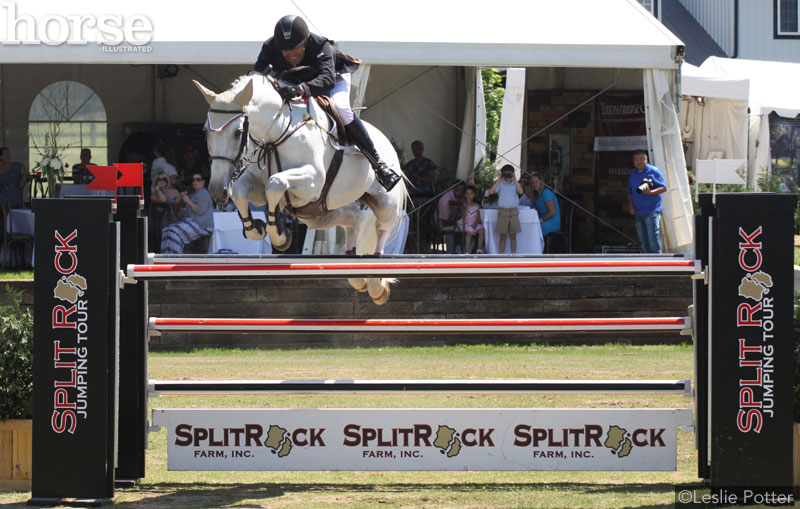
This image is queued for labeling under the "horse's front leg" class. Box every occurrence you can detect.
[265,165,323,251]
[231,171,267,241]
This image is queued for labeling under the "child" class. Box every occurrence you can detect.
[457,185,485,254]
[488,165,523,253]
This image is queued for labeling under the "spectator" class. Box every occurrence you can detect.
[457,185,485,254]
[71,148,93,184]
[488,165,523,254]
[152,142,179,190]
[0,147,29,208]
[150,168,183,225]
[627,149,666,253]
[404,140,437,197]
[178,144,210,188]
[531,173,561,237]
[160,173,214,254]
[437,181,466,253]
[519,174,534,207]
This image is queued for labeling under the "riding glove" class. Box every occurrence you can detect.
[278,83,309,101]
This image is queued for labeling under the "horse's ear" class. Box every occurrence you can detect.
[193,80,217,106]
[233,79,254,109]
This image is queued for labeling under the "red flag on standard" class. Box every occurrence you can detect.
[115,163,143,188]
[85,165,117,191]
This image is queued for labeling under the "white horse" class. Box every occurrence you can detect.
[193,74,407,304]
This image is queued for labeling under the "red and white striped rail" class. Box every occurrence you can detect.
[149,316,691,334]
[128,254,700,280]
[148,378,693,396]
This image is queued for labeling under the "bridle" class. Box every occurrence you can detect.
[203,74,314,236]
[204,108,250,172]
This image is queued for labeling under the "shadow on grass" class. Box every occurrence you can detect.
[113,481,682,508]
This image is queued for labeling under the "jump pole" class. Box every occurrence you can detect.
[29,193,797,504]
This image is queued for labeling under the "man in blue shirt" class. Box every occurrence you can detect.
[627,150,667,253]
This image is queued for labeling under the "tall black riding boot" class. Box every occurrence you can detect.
[345,116,401,192]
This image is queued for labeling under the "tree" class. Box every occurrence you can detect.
[482,68,504,157]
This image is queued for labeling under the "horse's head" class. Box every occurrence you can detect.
[193,78,254,204]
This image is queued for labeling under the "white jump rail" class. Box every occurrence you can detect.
[148,316,691,334]
[148,378,693,396]
[127,253,701,280]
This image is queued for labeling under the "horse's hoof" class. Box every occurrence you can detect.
[371,285,390,305]
[345,248,357,256]
[272,229,293,251]
[253,219,267,237]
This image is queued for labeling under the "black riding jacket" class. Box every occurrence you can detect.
[253,32,360,96]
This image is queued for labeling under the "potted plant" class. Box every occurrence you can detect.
[31,127,68,198]
[0,286,34,490]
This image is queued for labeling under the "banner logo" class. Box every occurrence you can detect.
[50,229,90,435]
[1,1,153,49]
[735,226,774,433]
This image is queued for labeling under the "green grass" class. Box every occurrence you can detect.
[0,344,701,508]
[0,270,33,280]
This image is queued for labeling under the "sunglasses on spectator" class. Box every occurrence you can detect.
[155,177,167,182]
[192,177,204,182]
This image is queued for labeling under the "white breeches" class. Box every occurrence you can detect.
[330,73,354,125]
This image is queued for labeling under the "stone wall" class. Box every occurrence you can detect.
[526,91,641,252]
[3,275,692,350]
[146,275,691,350]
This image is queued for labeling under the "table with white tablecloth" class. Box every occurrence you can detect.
[302,210,409,255]
[481,207,544,254]
[208,211,272,254]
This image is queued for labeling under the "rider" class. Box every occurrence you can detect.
[253,15,401,192]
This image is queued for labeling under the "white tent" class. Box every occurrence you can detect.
[684,57,800,188]
[680,63,750,174]
[0,0,683,68]
[0,0,693,252]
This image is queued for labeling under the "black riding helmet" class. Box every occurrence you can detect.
[274,15,309,50]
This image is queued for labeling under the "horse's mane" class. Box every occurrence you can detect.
[219,74,278,109]
[229,74,256,92]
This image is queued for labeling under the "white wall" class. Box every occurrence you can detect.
[679,0,735,55]
[361,65,462,178]
[0,63,250,169]
[737,0,800,62]
[680,0,800,63]
[0,63,463,180]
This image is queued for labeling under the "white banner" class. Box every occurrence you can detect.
[153,408,691,471]
[593,136,649,152]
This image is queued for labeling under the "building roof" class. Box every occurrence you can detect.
[0,0,684,69]
[660,0,727,66]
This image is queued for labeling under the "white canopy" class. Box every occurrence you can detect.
[682,57,800,188]
[681,63,749,101]
[699,57,800,118]
[679,62,750,171]
[0,0,683,69]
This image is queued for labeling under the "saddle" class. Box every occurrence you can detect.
[314,95,348,146]
[275,66,349,144]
